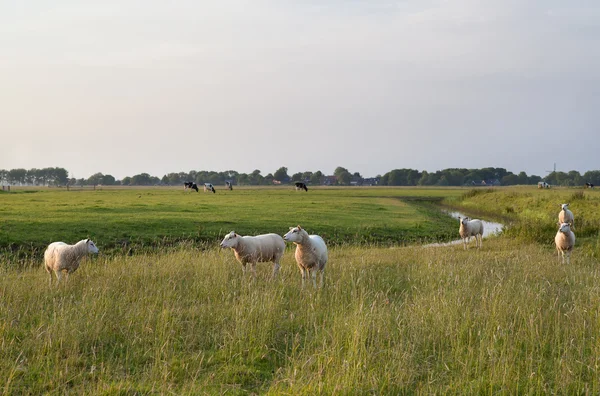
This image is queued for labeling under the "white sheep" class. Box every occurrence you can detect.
[555,222,576,264]
[44,239,99,285]
[283,225,328,287]
[559,203,574,229]
[220,231,286,278]
[458,216,484,250]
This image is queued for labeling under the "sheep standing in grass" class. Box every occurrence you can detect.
[283,225,328,287]
[458,216,484,250]
[44,239,99,285]
[559,203,574,229]
[555,222,576,264]
[220,232,286,278]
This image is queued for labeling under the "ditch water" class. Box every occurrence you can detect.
[424,210,505,247]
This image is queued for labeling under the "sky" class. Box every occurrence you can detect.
[2,0,599,180]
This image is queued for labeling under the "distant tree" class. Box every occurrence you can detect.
[7,168,27,185]
[291,172,303,182]
[310,171,323,185]
[528,175,542,184]
[501,174,519,185]
[264,173,274,184]
[273,167,289,183]
[517,171,528,185]
[87,172,104,186]
[417,171,429,186]
[583,170,600,185]
[237,174,249,185]
[102,174,116,185]
[301,171,313,182]
[337,170,352,185]
[568,170,583,186]
[334,167,349,179]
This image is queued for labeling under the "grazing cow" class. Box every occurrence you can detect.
[184,181,199,192]
[226,181,233,191]
[538,181,549,189]
[204,183,216,193]
[586,182,594,189]
[294,182,308,192]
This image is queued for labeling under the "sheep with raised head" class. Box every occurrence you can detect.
[44,239,99,285]
[559,203,574,229]
[555,222,576,264]
[283,225,328,287]
[458,216,484,250]
[220,232,285,278]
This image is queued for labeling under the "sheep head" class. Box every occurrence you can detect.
[220,231,239,248]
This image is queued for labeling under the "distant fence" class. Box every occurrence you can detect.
[66,185,102,191]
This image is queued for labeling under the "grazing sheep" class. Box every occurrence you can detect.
[559,203,574,229]
[220,231,285,278]
[458,216,484,250]
[555,222,576,264]
[44,239,99,285]
[283,225,328,287]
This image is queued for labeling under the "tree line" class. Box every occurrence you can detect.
[2,166,599,187]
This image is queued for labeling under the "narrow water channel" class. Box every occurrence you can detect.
[425,210,505,247]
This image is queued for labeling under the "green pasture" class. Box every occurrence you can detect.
[0,186,465,261]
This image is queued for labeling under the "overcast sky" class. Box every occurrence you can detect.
[2,1,599,179]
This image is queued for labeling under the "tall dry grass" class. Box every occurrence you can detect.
[1,238,600,394]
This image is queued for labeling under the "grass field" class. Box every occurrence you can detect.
[2,185,600,393]
[0,186,464,264]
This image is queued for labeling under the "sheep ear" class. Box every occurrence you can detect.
[297,225,302,230]
[86,238,90,243]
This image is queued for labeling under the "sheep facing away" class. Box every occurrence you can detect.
[220,232,286,278]
[44,239,99,285]
[458,216,484,250]
[559,203,574,229]
[283,225,328,287]
[555,222,576,264]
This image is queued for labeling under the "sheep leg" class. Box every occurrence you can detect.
[271,261,281,279]
[566,251,571,265]
[311,269,317,288]
[55,270,63,285]
[250,263,257,278]
[300,268,307,287]
[319,270,324,288]
[463,238,467,250]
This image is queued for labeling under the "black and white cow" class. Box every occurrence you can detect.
[204,183,216,193]
[294,182,308,192]
[586,182,595,189]
[226,181,233,191]
[184,181,199,192]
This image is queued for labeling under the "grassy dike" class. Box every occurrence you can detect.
[445,186,600,257]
